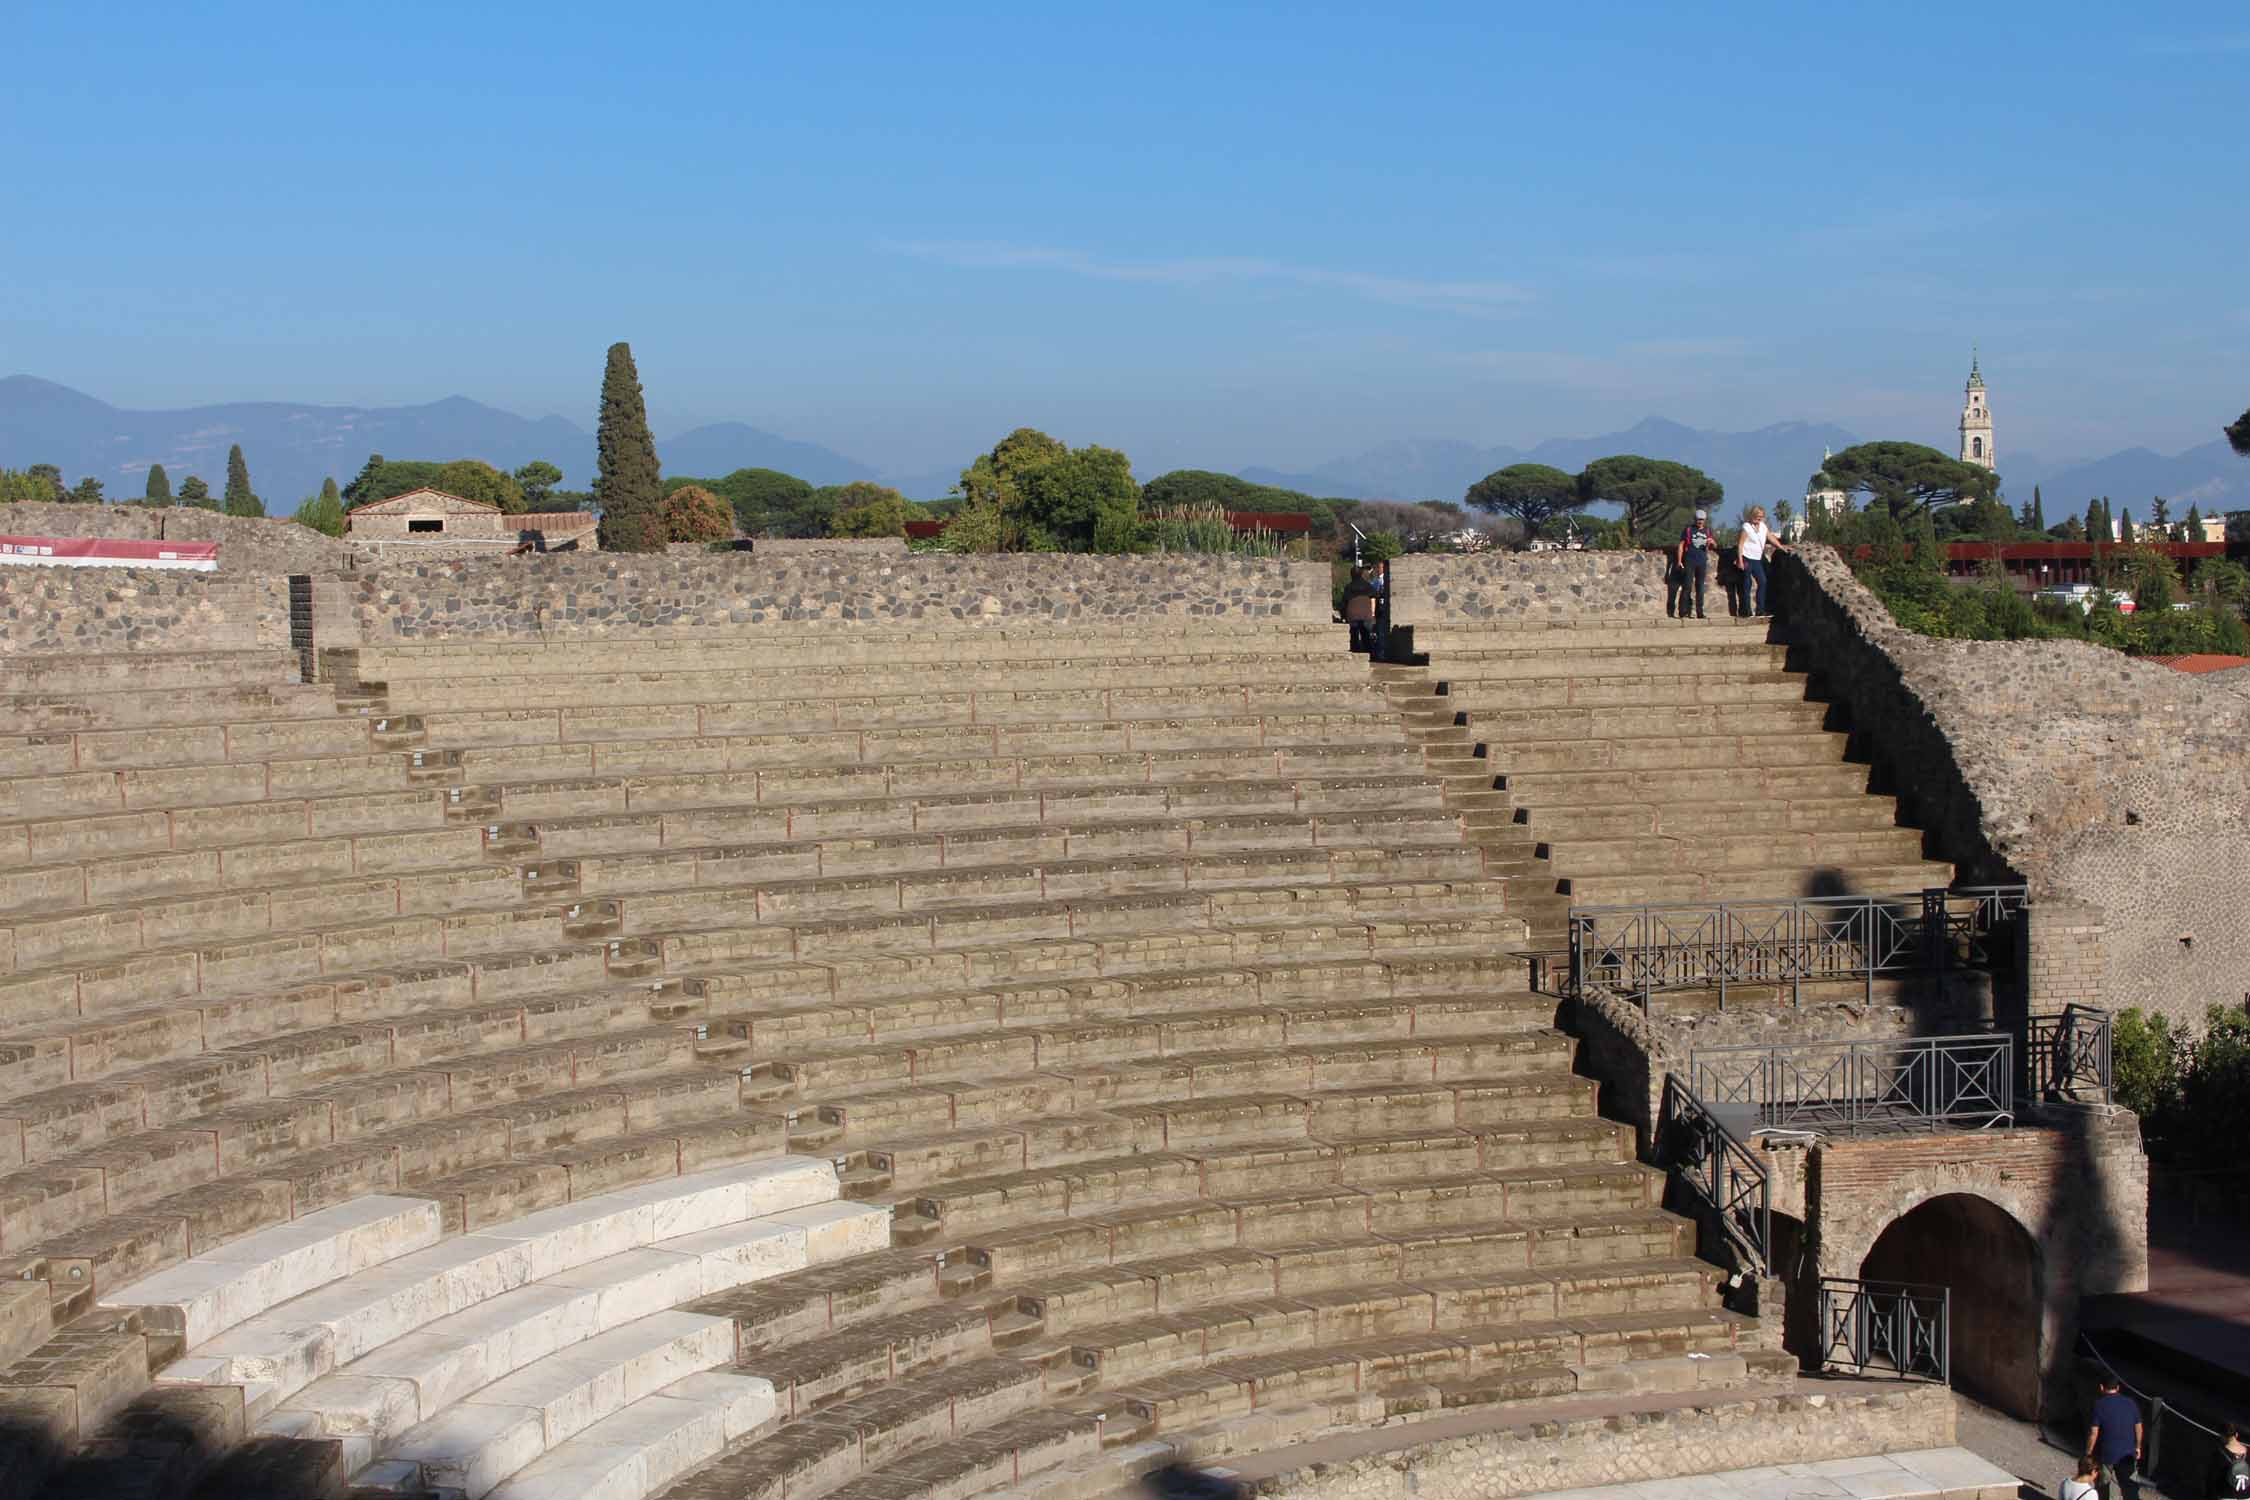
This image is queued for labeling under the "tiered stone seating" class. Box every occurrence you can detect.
[0,622,1777,1500]
[1379,619,1952,946]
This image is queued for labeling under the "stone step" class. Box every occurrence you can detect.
[361,1308,738,1493]
[358,627,1349,676]
[1508,795,1902,839]
[0,651,303,695]
[0,682,352,735]
[1408,620,1765,651]
[1497,762,1873,805]
[1540,827,1929,877]
[909,1155,1652,1242]
[1464,700,1832,743]
[0,716,384,781]
[1436,670,1808,711]
[1110,1315,1754,1439]
[1490,728,1848,776]
[1559,860,1956,907]
[1432,645,1788,684]
[409,682,1400,745]
[473,1369,778,1500]
[375,658,1380,709]
[157,1158,839,1418]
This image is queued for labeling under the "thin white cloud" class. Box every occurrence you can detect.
[884,240,1532,316]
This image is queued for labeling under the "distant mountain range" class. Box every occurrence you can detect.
[0,376,874,506]
[4,376,2242,517]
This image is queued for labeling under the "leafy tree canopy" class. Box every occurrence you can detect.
[1465,464,1584,532]
[513,461,564,508]
[660,485,733,543]
[26,464,65,501]
[1819,441,1998,517]
[665,468,822,536]
[2227,407,2250,457]
[827,483,918,539]
[0,470,54,503]
[1574,455,1723,539]
[432,459,526,513]
[145,464,171,504]
[292,479,346,537]
[1013,444,1141,552]
[68,476,106,505]
[178,475,215,509]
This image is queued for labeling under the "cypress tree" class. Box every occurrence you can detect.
[2187,504,2203,541]
[223,444,263,517]
[145,464,172,505]
[2084,498,2103,542]
[2119,505,2135,543]
[2031,485,2045,532]
[344,453,386,506]
[594,342,665,551]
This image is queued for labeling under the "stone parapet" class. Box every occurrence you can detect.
[1775,547,2250,1026]
[1387,552,1667,626]
[0,503,351,574]
[0,568,291,655]
[350,553,1333,640]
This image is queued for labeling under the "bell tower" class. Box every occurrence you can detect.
[1959,352,1994,470]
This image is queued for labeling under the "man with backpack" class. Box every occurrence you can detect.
[2214,1421,2249,1500]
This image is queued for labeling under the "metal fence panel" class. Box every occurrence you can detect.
[1819,1277,1949,1383]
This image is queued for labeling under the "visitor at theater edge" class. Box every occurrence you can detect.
[2086,1375,2144,1500]
[2215,1422,2250,1500]
[1341,566,1379,655]
[2062,1456,2101,1500]
[1736,505,1787,618]
[1671,510,1717,619]
[1370,558,1391,658]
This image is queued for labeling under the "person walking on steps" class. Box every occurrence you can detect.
[1342,566,1378,655]
[1737,505,1787,619]
[2086,1376,2144,1500]
[2063,1456,2101,1500]
[1673,510,1717,619]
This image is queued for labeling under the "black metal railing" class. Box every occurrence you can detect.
[1567,885,2029,1010]
[1819,1277,1949,1383]
[1688,1033,2015,1135]
[1657,1074,1770,1275]
[2025,1004,2114,1103]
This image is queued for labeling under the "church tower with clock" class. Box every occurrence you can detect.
[1959,354,1994,470]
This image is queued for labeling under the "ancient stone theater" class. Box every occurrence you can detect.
[0,506,2214,1500]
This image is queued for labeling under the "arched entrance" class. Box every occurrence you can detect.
[1859,1193,2043,1416]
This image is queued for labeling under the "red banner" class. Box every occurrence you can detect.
[0,535,220,570]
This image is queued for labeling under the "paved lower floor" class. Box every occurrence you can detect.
[1517,1448,2017,1500]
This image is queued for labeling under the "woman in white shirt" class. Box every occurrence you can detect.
[2060,1454,2100,1500]
[1736,505,1788,619]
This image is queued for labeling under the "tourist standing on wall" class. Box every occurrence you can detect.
[2086,1376,2144,1500]
[1370,559,1391,659]
[1737,505,1787,619]
[1672,510,1716,620]
[1342,567,1378,655]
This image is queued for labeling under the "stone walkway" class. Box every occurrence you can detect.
[1512,1449,2018,1500]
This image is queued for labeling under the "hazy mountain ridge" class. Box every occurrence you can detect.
[0,376,872,504]
[4,376,2240,516]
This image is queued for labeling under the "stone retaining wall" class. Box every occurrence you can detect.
[0,503,351,574]
[1251,1383,1955,1500]
[1776,546,2250,1025]
[350,553,1332,640]
[0,568,290,655]
[1387,551,1667,626]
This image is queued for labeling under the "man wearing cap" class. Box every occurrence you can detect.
[1673,509,1717,620]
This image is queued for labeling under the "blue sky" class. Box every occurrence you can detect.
[3,1,2245,476]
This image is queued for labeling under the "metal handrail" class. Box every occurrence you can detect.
[1567,885,2029,1011]
[1819,1277,1949,1383]
[1688,1032,2015,1134]
[1658,1073,1771,1275]
[2025,1004,2114,1103]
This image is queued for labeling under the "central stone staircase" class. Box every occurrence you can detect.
[0,620,1795,1500]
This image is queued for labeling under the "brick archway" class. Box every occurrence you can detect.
[1858,1191,2044,1417]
